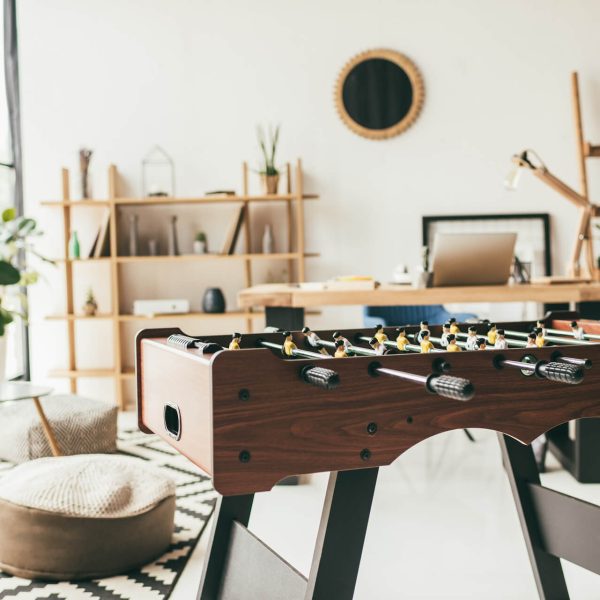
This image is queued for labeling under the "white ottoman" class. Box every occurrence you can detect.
[0,394,117,463]
[0,454,176,580]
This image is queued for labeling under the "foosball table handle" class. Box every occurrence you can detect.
[426,374,475,402]
[300,365,340,390]
[536,361,585,385]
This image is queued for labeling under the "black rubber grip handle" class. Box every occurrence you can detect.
[426,375,474,401]
[300,366,340,390]
[536,361,584,385]
[194,341,223,354]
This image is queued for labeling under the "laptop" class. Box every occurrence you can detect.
[430,232,517,287]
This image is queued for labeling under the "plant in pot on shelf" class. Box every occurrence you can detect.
[257,124,281,195]
[0,208,51,378]
[83,288,98,316]
[193,232,207,254]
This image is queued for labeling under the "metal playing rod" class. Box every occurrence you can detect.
[502,329,595,346]
[494,355,585,385]
[257,339,340,389]
[454,332,526,348]
[368,362,475,401]
[545,327,600,341]
[428,335,469,350]
[304,338,474,401]
[355,334,431,354]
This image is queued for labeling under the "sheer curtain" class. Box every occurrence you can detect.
[1,0,27,380]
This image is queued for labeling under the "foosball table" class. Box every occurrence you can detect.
[136,312,600,600]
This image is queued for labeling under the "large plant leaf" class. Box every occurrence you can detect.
[0,260,21,285]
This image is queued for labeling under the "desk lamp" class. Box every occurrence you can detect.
[505,149,597,278]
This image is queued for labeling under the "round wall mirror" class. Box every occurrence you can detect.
[335,49,424,140]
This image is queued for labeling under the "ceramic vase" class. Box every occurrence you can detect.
[202,288,226,313]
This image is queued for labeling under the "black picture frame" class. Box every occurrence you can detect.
[422,213,552,277]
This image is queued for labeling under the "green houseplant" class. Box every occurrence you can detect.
[257,124,281,195]
[0,208,50,376]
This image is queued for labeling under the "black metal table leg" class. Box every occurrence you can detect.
[197,493,254,600]
[498,434,569,600]
[265,306,305,331]
[305,467,379,600]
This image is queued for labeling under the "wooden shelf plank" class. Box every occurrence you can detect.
[41,194,318,207]
[115,252,319,263]
[46,314,114,321]
[54,257,112,263]
[118,311,264,321]
[49,368,116,378]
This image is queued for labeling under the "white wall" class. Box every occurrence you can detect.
[17,0,600,401]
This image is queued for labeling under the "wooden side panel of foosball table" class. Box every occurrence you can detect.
[138,338,214,477]
[209,342,600,496]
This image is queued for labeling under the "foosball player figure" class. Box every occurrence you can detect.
[229,332,242,350]
[536,319,547,338]
[374,324,388,344]
[570,320,585,340]
[440,322,451,347]
[283,331,297,357]
[526,331,537,348]
[487,323,497,345]
[333,331,351,353]
[416,320,429,343]
[535,327,545,348]
[449,317,460,334]
[396,327,409,351]
[477,337,487,351]
[446,333,461,352]
[420,330,434,353]
[369,337,386,356]
[334,339,348,358]
[301,326,329,355]
[465,325,478,350]
[494,329,508,349]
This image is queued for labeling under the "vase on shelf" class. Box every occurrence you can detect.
[260,173,279,195]
[202,288,226,314]
[129,214,139,257]
[262,224,274,254]
[69,231,80,259]
[168,215,180,256]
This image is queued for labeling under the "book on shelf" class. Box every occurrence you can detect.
[221,205,245,255]
[94,208,111,258]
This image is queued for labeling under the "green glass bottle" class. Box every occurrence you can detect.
[69,230,80,259]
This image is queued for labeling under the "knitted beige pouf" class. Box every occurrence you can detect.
[0,395,118,463]
[0,454,176,580]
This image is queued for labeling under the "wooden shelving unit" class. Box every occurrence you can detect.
[43,159,317,409]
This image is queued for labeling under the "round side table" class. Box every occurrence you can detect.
[0,382,61,457]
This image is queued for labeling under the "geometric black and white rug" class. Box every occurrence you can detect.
[0,428,218,599]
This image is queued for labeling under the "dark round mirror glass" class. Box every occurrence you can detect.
[342,58,413,130]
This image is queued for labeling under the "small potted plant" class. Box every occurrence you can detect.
[193,232,207,254]
[83,288,98,316]
[257,124,280,195]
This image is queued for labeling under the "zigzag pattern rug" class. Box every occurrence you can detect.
[0,428,217,599]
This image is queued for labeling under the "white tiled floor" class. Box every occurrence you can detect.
[171,429,600,599]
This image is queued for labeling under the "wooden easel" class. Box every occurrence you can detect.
[570,72,600,279]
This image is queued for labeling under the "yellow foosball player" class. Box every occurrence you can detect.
[449,317,460,335]
[334,339,348,358]
[374,324,388,344]
[487,323,497,345]
[420,330,434,353]
[446,333,461,351]
[282,331,297,356]
[535,327,545,348]
[229,332,242,350]
[536,319,547,338]
[395,327,409,351]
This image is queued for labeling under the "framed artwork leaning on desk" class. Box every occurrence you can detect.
[422,213,551,279]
